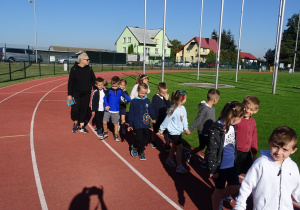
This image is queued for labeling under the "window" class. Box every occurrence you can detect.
[128,37,131,43]
[203,48,207,53]
[187,49,190,53]
[123,37,126,43]
[164,49,166,54]
[123,47,126,53]
[190,56,193,61]
[146,48,150,54]
[155,48,159,54]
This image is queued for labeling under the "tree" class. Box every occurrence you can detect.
[280,13,300,68]
[211,30,218,41]
[127,44,134,54]
[206,50,216,63]
[170,39,183,62]
[264,48,275,66]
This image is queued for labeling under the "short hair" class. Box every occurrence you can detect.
[243,95,260,109]
[111,76,120,85]
[78,52,88,62]
[268,126,297,149]
[207,88,220,101]
[120,79,127,85]
[95,77,108,86]
[137,83,148,91]
[158,82,168,91]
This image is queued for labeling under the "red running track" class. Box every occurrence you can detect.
[1,70,294,210]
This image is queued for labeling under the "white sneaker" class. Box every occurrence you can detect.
[166,159,177,167]
[176,165,188,173]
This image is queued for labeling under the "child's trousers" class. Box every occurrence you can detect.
[133,128,148,154]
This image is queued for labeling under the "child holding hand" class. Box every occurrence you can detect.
[159,90,191,173]
[206,101,246,210]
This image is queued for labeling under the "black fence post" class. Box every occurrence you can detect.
[24,62,26,78]
[53,62,56,75]
[9,62,12,81]
[39,61,41,76]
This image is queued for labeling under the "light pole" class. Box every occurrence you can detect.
[28,0,37,63]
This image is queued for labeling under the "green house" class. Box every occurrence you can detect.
[115,26,172,64]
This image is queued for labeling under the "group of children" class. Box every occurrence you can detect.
[88,73,300,210]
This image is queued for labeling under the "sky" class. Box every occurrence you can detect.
[1,0,299,59]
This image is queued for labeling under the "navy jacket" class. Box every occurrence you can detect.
[128,97,156,129]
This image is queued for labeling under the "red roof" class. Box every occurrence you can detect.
[176,37,218,53]
[240,52,258,60]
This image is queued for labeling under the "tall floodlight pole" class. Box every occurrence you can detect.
[161,0,167,82]
[143,0,147,74]
[235,0,245,82]
[197,0,204,80]
[28,0,37,63]
[273,0,286,94]
[292,12,300,73]
[273,0,283,85]
[215,0,224,89]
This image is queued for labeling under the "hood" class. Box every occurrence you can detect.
[260,150,292,166]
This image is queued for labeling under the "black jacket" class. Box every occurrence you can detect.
[67,63,96,95]
[91,88,108,112]
[206,121,237,174]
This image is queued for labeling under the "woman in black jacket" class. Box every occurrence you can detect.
[67,52,96,133]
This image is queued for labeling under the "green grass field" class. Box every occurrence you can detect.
[123,71,300,166]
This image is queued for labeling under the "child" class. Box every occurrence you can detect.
[234,126,299,210]
[130,74,150,99]
[119,79,129,134]
[103,76,131,141]
[91,77,108,140]
[159,90,191,173]
[185,88,220,166]
[150,82,171,150]
[235,95,260,175]
[206,101,245,210]
[128,83,156,160]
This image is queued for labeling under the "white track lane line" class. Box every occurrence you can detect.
[0,77,66,104]
[88,124,183,210]
[30,82,66,210]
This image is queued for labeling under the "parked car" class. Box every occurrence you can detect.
[56,55,78,64]
[207,62,216,67]
[175,61,192,67]
[154,60,174,67]
[0,47,43,63]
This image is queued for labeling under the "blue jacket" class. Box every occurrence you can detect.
[104,88,131,112]
[128,97,156,129]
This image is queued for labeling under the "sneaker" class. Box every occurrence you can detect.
[72,123,79,133]
[130,145,137,157]
[165,144,172,152]
[200,160,207,168]
[166,159,177,167]
[79,126,89,133]
[150,141,157,148]
[223,196,233,203]
[139,153,146,160]
[114,134,120,142]
[103,132,108,138]
[219,199,224,210]
[99,134,104,140]
[94,127,98,131]
[185,152,191,163]
[176,165,188,173]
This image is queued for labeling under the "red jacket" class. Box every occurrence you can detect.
[236,117,257,154]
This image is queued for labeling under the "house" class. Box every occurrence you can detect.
[176,37,218,63]
[115,26,172,64]
[240,52,258,63]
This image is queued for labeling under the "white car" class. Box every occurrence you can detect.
[57,55,78,64]
[175,61,192,67]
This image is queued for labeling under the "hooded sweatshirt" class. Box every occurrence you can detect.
[234,150,300,210]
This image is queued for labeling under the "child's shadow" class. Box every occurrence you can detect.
[69,186,107,210]
[158,149,214,209]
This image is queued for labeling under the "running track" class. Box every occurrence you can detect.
[0,70,298,210]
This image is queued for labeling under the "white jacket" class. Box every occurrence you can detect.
[234,150,300,210]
